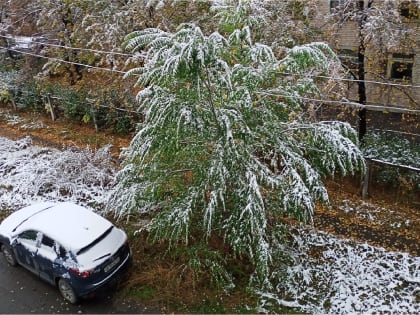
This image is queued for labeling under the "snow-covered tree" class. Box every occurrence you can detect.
[211,0,322,52]
[0,0,39,35]
[109,3,365,292]
[19,0,217,83]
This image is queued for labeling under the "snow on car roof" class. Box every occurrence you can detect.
[0,202,56,239]
[4,202,112,253]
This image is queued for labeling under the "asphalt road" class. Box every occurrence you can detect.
[0,253,150,314]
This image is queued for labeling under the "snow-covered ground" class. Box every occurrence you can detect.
[260,229,419,314]
[0,136,419,313]
[0,136,115,210]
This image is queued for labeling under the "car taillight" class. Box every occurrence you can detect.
[69,267,92,278]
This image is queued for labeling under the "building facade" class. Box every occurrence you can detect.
[315,0,419,111]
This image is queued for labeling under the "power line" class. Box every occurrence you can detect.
[47,95,139,114]
[2,34,419,89]
[258,91,420,115]
[2,45,419,115]
[373,128,420,138]
[0,34,138,58]
[277,71,420,89]
[367,158,420,173]
[0,45,140,114]
[1,45,128,74]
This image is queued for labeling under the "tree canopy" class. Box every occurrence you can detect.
[108,8,365,292]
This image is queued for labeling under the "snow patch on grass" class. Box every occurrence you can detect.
[3,114,23,126]
[260,228,419,314]
[0,136,115,210]
[20,121,49,130]
[337,199,413,229]
[338,199,383,222]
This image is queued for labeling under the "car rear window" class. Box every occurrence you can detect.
[76,226,114,255]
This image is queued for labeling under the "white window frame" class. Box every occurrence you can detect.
[387,53,414,82]
[330,0,345,12]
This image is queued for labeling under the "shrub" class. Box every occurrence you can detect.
[362,131,420,193]
[15,81,43,110]
[61,88,89,120]
[0,71,20,106]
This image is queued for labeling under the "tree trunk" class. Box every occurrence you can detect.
[357,0,368,142]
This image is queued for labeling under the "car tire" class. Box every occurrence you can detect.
[58,278,78,304]
[1,245,17,266]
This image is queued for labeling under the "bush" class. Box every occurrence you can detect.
[0,71,20,106]
[90,88,137,133]
[362,131,420,193]
[7,78,139,134]
[36,82,90,121]
[113,112,135,135]
[61,88,89,120]
[15,81,43,110]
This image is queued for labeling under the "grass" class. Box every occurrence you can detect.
[110,221,261,313]
[126,285,157,301]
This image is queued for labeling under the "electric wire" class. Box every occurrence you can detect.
[257,91,420,115]
[1,45,128,74]
[277,71,420,89]
[2,45,419,116]
[3,38,419,173]
[2,34,420,89]
[0,34,136,57]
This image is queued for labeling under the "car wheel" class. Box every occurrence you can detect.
[1,245,17,266]
[58,278,78,304]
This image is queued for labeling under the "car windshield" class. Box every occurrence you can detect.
[76,226,113,255]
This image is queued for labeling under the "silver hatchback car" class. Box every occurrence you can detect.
[0,202,131,304]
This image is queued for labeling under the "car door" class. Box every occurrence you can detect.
[35,234,58,285]
[13,230,40,274]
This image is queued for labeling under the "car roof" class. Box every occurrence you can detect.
[0,202,112,253]
[0,202,56,238]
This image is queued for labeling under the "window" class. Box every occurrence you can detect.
[330,0,356,13]
[19,230,38,241]
[18,230,40,249]
[41,235,55,248]
[54,243,67,258]
[399,1,419,20]
[388,53,414,81]
[338,49,359,73]
[330,0,343,12]
[38,234,57,260]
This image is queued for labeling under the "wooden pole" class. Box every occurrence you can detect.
[362,159,370,198]
[45,93,56,121]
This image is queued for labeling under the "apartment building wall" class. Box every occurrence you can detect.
[315,0,419,110]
